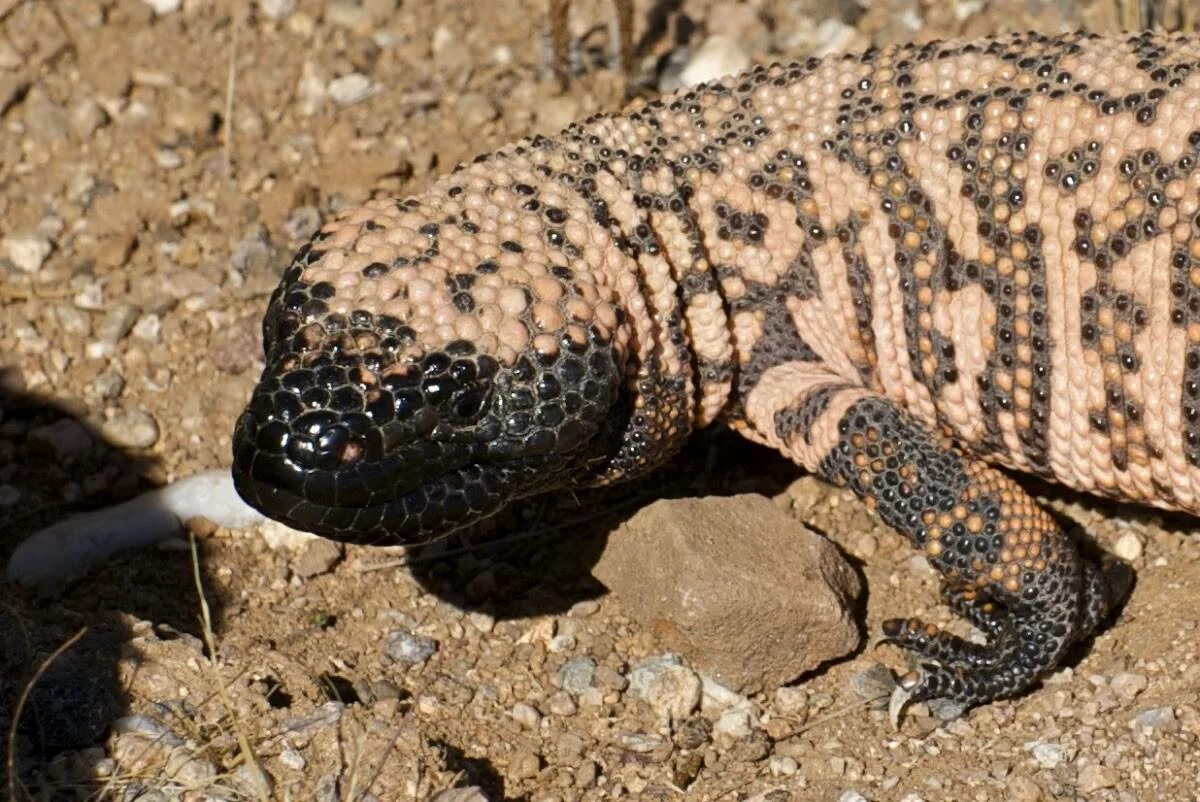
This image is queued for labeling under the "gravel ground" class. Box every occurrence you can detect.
[3,0,1200,800]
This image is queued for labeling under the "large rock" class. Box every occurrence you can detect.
[594,494,862,694]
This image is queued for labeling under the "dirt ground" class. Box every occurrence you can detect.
[3,0,1200,800]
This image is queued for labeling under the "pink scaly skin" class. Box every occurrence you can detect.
[234,31,1200,710]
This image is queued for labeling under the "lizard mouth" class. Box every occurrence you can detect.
[230,336,624,544]
[229,423,558,544]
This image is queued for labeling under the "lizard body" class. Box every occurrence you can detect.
[233,30,1200,708]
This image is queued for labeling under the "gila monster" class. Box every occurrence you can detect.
[232,30,1200,711]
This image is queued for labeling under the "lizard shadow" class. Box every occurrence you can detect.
[0,369,228,797]
[402,426,809,621]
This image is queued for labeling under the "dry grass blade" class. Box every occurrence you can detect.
[6,627,87,802]
[189,532,271,802]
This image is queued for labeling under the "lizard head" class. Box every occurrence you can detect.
[231,197,645,545]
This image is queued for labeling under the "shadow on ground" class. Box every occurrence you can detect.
[0,368,228,799]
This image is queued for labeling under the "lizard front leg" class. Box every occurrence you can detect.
[744,368,1120,709]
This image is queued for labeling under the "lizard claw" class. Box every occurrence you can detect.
[887,670,922,729]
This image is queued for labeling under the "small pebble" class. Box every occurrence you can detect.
[155,147,184,169]
[548,633,576,653]
[1113,531,1143,561]
[142,0,182,13]
[545,690,577,716]
[1077,764,1118,793]
[91,368,125,400]
[627,654,701,720]
[132,313,161,342]
[97,303,140,344]
[258,0,297,20]
[279,748,306,770]
[850,664,897,708]
[838,791,869,802]
[102,409,160,449]
[384,628,438,665]
[559,656,596,695]
[4,233,53,273]
[510,702,541,730]
[713,709,752,741]
[769,755,798,776]
[1110,672,1148,702]
[70,98,109,137]
[429,789,488,802]
[328,73,373,106]
[1028,740,1066,769]
[74,282,105,311]
[617,732,665,753]
[292,538,342,578]
[1131,706,1177,731]
[507,749,540,780]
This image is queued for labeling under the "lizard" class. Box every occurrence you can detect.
[231,29,1200,713]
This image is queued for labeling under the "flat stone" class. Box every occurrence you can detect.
[594,494,862,693]
[292,537,343,578]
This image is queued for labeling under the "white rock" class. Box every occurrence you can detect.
[4,233,53,273]
[1027,740,1066,769]
[142,0,181,13]
[1113,530,1143,561]
[713,708,752,740]
[676,35,751,88]
[328,73,373,106]
[627,654,701,721]
[258,0,296,20]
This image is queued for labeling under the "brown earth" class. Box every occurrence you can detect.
[2,1,1199,800]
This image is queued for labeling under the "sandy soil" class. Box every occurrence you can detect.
[3,1,1200,800]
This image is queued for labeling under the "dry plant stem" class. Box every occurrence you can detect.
[6,627,87,802]
[188,533,270,802]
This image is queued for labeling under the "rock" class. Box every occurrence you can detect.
[769,755,799,776]
[328,73,373,106]
[671,35,752,90]
[279,747,306,770]
[559,656,596,695]
[280,701,343,737]
[293,538,343,578]
[545,690,577,716]
[713,708,753,741]
[850,664,897,708]
[23,89,69,140]
[96,303,140,344]
[1113,530,1143,561]
[700,676,751,717]
[3,233,53,273]
[102,409,159,449]
[1110,672,1148,702]
[142,0,182,13]
[507,749,540,780]
[1131,706,1178,731]
[384,628,438,665]
[1028,740,1066,769]
[1077,764,1118,794]
[258,0,296,20]
[510,702,541,730]
[594,494,862,693]
[70,97,109,137]
[429,789,489,802]
[626,654,701,721]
